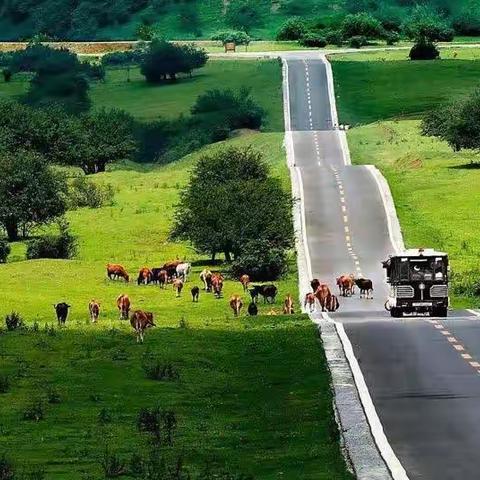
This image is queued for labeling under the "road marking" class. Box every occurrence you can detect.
[440,330,451,336]
[343,215,348,223]
[470,362,480,368]
[447,337,457,343]
[454,344,465,351]
[344,226,349,233]
[462,353,473,360]
[342,206,347,213]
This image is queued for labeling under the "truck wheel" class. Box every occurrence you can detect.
[432,307,448,318]
[391,307,402,318]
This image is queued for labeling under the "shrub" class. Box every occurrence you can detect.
[325,29,344,46]
[0,238,10,263]
[276,17,307,40]
[81,62,105,81]
[68,176,115,209]
[299,33,327,48]
[231,239,288,281]
[341,13,384,39]
[26,220,77,260]
[5,312,23,331]
[453,8,480,36]
[142,357,180,381]
[348,35,368,48]
[384,30,400,45]
[211,31,251,46]
[451,270,480,297]
[2,69,12,82]
[409,40,440,60]
[23,400,44,421]
[101,449,126,478]
[0,376,10,394]
[225,0,263,33]
[46,387,61,404]
[0,456,15,480]
[101,49,145,67]
[98,407,113,425]
[137,407,177,445]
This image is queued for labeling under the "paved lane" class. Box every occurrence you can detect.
[285,53,480,479]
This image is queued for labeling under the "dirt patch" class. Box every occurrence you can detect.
[394,153,423,170]
[0,41,137,55]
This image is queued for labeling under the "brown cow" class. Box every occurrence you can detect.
[116,294,131,320]
[152,269,168,288]
[173,279,184,297]
[229,295,243,317]
[283,294,294,314]
[200,269,213,292]
[163,260,182,281]
[211,273,224,298]
[107,263,129,283]
[137,267,153,285]
[88,300,100,323]
[304,292,316,313]
[240,274,250,292]
[311,279,320,293]
[314,284,332,312]
[336,274,355,297]
[130,310,155,343]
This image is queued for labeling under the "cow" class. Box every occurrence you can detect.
[283,294,294,314]
[54,303,70,326]
[211,273,224,298]
[137,267,153,285]
[173,279,184,297]
[311,279,320,293]
[314,284,332,312]
[152,268,168,288]
[200,269,213,292]
[355,278,374,299]
[88,300,100,323]
[249,285,278,304]
[327,294,340,312]
[304,293,316,313]
[248,302,258,316]
[116,294,131,320]
[107,263,129,283]
[191,286,200,302]
[176,263,191,282]
[336,274,355,297]
[163,261,182,281]
[229,295,243,317]
[240,274,251,292]
[130,310,155,343]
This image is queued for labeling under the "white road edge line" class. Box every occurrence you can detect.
[467,309,480,318]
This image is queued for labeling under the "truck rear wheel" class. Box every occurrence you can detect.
[432,307,448,318]
[391,307,402,318]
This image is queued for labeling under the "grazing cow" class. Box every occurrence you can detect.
[107,263,129,283]
[54,303,70,325]
[336,274,355,297]
[191,286,200,302]
[200,269,213,292]
[152,268,168,288]
[116,294,131,320]
[137,267,153,285]
[326,294,340,312]
[163,261,182,280]
[311,279,320,293]
[88,300,100,323]
[130,310,155,343]
[211,273,224,298]
[355,278,374,299]
[176,263,191,282]
[229,295,243,317]
[304,293,316,313]
[314,284,332,312]
[249,285,278,304]
[283,294,294,314]
[173,279,184,297]
[248,302,258,316]
[240,274,251,292]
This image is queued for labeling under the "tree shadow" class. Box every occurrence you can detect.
[448,162,480,170]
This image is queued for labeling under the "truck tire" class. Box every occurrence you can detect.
[432,307,448,318]
[391,307,402,318]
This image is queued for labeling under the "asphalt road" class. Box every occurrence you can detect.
[285,54,480,479]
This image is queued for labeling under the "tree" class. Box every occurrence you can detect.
[341,13,384,40]
[225,0,263,33]
[453,0,480,36]
[171,147,293,262]
[0,149,67,241]
[136,23,155,40]
[403,5,454,43]
[140,40,207,83]
[211,31,251,49]
[276,17,307,41]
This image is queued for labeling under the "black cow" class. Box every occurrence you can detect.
[355,278,374,299]
[54,303,71,325]
[249,285,278,304]
[248,302,258,316]
[191,286,200,302]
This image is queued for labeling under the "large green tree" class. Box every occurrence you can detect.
[171,147,293,262]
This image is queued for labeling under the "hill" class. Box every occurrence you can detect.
[0,0,476,41]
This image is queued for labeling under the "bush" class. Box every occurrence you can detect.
[142,356,180,381]
[0,376,10,394]
[451,270,480,297]
[225,0,263,33]
[68,176,115,209]
[26,220,77,260]
[98,407,113,425]
[46,387,61,404]
[384,30,400,45]
[276,17,307,40]
[23,400,44,421]
[137,407,177,445]
[453,7,480,36]
[211,31,251,46]
[101,49,145,67]
[341,13,384,39]
[325,29,344,46]
[0,456,15,480]
[0,238,10,263]
[231,239,288,281]
[349,35,368,48]
[299,33,327,48]
[2,69,12,82]
[5,312,23,331]
[101,449,126,478]
[409,40,440,60]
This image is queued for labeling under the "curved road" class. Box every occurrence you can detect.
[285,53,480,480]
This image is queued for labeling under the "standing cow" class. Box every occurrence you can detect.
[54,303,71,326]
[355,278,374,299]
[130,310,155,343]
[173,279,184,298]
[240,274,251,292]
[191,286,200,302]
[176,263,191,282]
[283,294,294,314]
[326,294,340,312]
[336,274,355,297]
[88,300,100,323]
[117,294,131,320]
[200,269,213,292]
[311,279,320,293]
[314,284,332,312]
[230,295,243,317]
[211,273,224,298]
[304,293,316,313]
[137,267,153,285]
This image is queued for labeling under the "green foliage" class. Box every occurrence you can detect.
[2,69,12,82]
[402,5,454,43]
[341,13,385,39]
[0,375,10,394]
[140,40,208,83]
[349,35,368,48]
[26,219,77,260]
[23,400,45,421]
[409,39,440,59]
[0,238,11,263]
[225,0,264,33]
[211,30,252,46]
[171,147,293,261]
[0,150,67,241]
[231,239,288,281]
[101,48,145,67]
[299,33,328,47]
[5,312,24,331]
[137,406,177,445]
[280,0,316,16]
[0,455,15,480]
[136,23,156,40]
[325,29,345,46]
[101,448,126,478]
[276,17,308,40]
[68,176,115,210]
[453,0,480,35]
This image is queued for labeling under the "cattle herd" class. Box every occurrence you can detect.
[51,262,374,343]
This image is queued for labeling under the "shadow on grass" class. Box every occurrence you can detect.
[449,162,480,170]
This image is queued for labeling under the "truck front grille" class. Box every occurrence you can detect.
[395,286,414,298]
[430,285,448,298]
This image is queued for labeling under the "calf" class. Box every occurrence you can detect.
[88,300,100,323]
[107,263,129,282]
[130,310,155,343]
[200,269,213,292]
[248,302,258,316]
[116,294,131,320]
[173,279,184,298]
[54,303,71,325]
[191,286,200,302]
[249,285,278,304]
[355,278,374,299]
[230,295,243,317]
[137,267,153,285]
[304,293,316,313]
[283,294,294,315]
[240,274,250,292]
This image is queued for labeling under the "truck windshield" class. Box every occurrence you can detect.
[410,258,445,281]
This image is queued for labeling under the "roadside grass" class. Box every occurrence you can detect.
[348,120,480,308]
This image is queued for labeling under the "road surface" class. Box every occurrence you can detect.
[285,53,480,480]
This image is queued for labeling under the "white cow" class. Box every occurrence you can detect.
[176,262,191,282]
